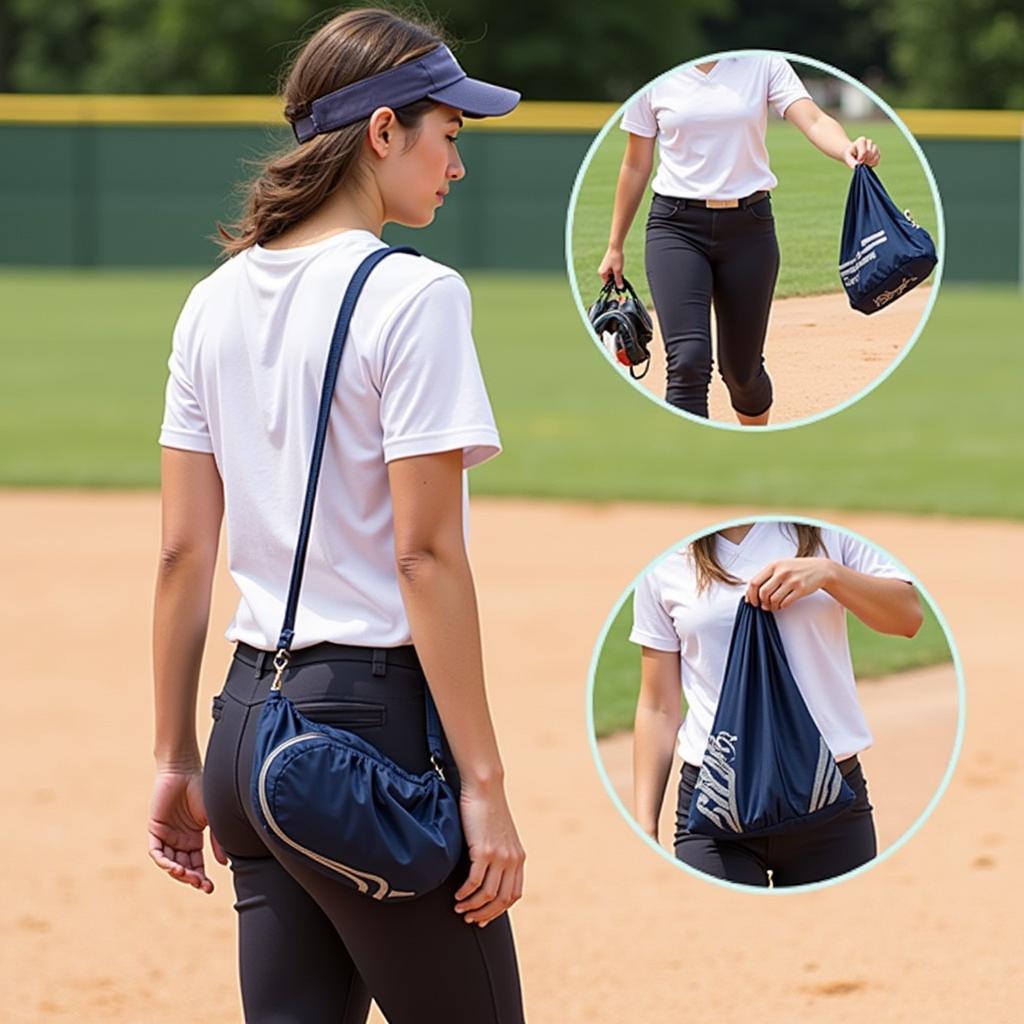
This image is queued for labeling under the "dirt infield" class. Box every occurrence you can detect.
[598,663,959,859]
[637,285,931,424]
[3,491,1019,1023]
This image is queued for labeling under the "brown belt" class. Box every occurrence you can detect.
[680,190,770,210]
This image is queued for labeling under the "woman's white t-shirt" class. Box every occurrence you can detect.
[158,228,501,650]
[629,522,914,765]
[619,55,811,200]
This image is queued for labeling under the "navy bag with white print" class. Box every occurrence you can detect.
[838,164,936,314]
[687,598,856,838]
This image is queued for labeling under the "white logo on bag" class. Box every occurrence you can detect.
[808,736,845,813]
[839,228,889,287]
[694,730,742,833]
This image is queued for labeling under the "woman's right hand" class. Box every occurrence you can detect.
[453,780,525,927]
[598,246,625,289]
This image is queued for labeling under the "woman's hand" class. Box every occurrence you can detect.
[453,780,525,927]
[598,246,625,289]
[147,766,227,893]
[844,135,880,169]
[746,557,835,611]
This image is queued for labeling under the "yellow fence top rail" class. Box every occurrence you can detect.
[0,95,1021,138]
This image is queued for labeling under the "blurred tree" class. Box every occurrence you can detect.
[4,0,1023,107]
[428,0,723,100]
[874,0,1024,108]
[10,0,329,94]
[7,1,102,92]
[6,0,722,99]
[699,0,893,82]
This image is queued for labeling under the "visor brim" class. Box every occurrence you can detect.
[427,77,521,118]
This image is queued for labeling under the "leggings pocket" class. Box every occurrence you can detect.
[291,699,387,729]
[648,193,682,219]
[745,196,774,221]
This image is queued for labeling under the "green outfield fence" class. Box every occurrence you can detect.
[0,97,1021,282]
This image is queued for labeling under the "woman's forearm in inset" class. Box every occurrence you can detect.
[784,98,879,167]
[633,704,679,837]
[823,563,923,638]
[803,111,853,162]
[608,166,650,249]
[607,134,655,249]
[632,647,682,839]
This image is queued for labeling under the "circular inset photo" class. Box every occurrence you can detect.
[567,49,943,429]
[588,516,962,891]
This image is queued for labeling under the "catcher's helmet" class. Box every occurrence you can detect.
[587,277,653,379]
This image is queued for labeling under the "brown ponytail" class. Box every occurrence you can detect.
[215,6,450,257]
[691,523,825,593]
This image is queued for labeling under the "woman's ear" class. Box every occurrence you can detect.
[367,107,396,157]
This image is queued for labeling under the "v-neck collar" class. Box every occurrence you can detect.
[715,521,765,553]
[689,59,721,80]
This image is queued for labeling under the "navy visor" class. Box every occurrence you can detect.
[291,44,521,143]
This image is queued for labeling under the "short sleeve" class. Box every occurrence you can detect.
[378,274,501,468]
[766,57,811,119]
[836,532,914,584]
[629,569,680,651]
[158,315,213,454]
[620,90,658,138]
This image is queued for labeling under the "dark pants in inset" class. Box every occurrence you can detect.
[645,192,780,418]
[202,641,525,1023]
[674,755,877,887]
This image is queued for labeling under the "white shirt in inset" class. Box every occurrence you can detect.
[159,228,501,650]
[619,55,811,200]
[629,522,914,765]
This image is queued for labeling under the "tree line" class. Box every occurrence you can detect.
[1,0,1021,108]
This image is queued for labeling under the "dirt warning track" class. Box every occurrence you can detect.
[639,285,931,424]
[1,491,1017,1023]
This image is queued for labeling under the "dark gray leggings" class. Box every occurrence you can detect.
[674,755,877,887]
[644,192,780,417]
[202,641,525,1023]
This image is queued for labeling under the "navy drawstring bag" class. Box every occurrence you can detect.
[687,599,856,838]
[250,245,463,901]
[839,163,936,315]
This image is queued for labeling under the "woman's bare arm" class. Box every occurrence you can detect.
[599,132,656,287]
[152,447,223,768]
[746,558,923,637]
[784,97,880,168]
[387,448,524,926]
[633,646,683,841]
[148,447,228,894]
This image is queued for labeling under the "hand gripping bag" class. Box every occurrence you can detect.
[838,163,936,314]
[687,599,856,838]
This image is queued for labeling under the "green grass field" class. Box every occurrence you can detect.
[1,271,1019,519]
[591,592,952,736]
[571,117,939,303]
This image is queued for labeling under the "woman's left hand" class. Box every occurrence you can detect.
[746,557,835,611]
[148,766,228,893]
[845,136,880,169]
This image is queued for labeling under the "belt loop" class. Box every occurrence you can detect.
[372,648,387,677]
[255,649,267,679]
[677,198,686,213]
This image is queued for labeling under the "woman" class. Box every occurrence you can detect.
[147,9,526,1022]
[630,520,923,887]
[598,54,882,424]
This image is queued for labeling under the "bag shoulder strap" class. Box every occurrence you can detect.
[270,242,447,764]
[276,243,418,653]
